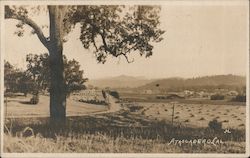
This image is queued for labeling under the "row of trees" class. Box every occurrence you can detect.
[5,53,88,98]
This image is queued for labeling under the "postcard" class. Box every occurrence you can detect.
[0,0,249,157]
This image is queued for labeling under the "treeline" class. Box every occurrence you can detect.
[5,53,88,100]
[138,75,246,93]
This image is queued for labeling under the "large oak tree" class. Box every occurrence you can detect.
[5,5,165,123]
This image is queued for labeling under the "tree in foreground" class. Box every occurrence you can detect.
[5,5,165,123]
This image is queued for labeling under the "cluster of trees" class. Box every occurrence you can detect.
[5,53,88,98]
[4,61,33,96]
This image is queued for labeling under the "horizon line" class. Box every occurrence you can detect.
[88,73,246,80]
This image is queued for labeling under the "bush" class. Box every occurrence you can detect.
[129,105,143,112]
[109,91,119,99]
[210,94,224,100]
[30,95,39,104]
[208,119,222,131]
[79,99,107,105]
[231,95,246,102]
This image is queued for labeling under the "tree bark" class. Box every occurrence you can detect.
[48,6,67,125]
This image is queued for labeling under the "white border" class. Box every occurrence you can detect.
[246,0,250,155]
[0,0,249,6]
[0,0,249,157]
[0,153,249,158]
[0,1,5,158]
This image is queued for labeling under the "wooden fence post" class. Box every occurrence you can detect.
[171,102,175,126]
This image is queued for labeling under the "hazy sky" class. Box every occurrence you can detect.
[4,2,248,79]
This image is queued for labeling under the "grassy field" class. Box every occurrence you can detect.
[3,133,245,153]
[3,92,246,153]
[126,102,246,129]
[4,113,245,153]
[118,92,246,105]
[4,94,108,118]
[4,106,245,153]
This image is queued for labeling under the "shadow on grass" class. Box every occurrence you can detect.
[4,111,245,143]
[18,101,38,105]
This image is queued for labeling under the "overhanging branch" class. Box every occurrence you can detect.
[120,53,134,63]
[5,13,50,50]
[99,30,134,63]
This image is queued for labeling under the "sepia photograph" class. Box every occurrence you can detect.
[0,0,249,157]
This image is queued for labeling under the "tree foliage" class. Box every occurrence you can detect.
[64,57,88,95]
[26,53,50,92]
[26,53,88,96]
[68,6,165,63]
[4,61,33,96]
[5,5,165,63]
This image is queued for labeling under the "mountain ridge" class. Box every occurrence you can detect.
[87,74,246,89]
[138,74,246,91]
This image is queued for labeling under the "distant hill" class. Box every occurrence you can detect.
[137,75,246,92]
[87,75,154,88]
[87,74,246,91]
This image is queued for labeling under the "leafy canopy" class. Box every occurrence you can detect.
[4,54,87,96]
[5,5,165,63]
[4,61,33,95]
[26,53,88,96]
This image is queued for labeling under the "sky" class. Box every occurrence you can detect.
[4,2,248,80]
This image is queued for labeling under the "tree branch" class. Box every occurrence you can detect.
[100,30,135,63]
[91,34,99,53]
[5,13,49,50]
[120,53,134,63]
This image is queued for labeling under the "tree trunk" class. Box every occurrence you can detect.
[48,6,66,125]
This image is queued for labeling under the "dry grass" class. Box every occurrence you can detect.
[3,94,246,153]
[5,94,107,118]
[4,132,245,153]
[4,109,246,153]
[136,102,245,129]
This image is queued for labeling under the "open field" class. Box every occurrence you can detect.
[3,92,246,153]
[4,107,245,153]
[118,92,246,105]
[126,102,246,129]
[4,94,109,118]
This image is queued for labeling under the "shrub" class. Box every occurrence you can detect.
[109,91,119,99]
[208,119,222,131]
[30,95,39,104]
[79,99,107,105]
[129,105,143,112]
[231,95,246,102]
[210,94,224,100]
